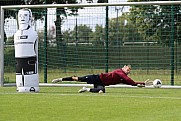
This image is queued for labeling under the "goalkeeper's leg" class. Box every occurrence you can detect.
[78,85,105,93]
[90,85,105,93]
[52,75,97,83]
[52,76,74,83]
[76,75,105,93]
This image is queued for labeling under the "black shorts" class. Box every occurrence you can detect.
[79,74,103,86]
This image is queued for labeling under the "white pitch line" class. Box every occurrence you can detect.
[39,83,181,89]
[4,83,181,89]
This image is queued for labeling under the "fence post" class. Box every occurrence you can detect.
[105,0,109,73]
[44,0,48,83]
[170,4,174,86]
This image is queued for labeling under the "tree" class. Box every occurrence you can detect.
[128,0,181,45]
[72,24,93,43]
[91,13,144,47]
[92,24,105,46]
[62,24,93,44]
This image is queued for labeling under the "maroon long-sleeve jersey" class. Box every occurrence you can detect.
[99,69,144,86]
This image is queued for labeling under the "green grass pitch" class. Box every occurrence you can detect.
[0,86,181,121]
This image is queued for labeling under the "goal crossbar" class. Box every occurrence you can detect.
[1,1,181,9]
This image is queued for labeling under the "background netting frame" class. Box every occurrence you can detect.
[1,1,181,87]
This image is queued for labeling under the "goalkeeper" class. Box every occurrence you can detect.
[52,65,151,93]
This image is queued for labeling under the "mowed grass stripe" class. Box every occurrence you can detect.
[1,92,181,100]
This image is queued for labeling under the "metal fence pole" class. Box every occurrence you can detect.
[44,0,48,83]
[170,4,174,85]
[105,0,109,73]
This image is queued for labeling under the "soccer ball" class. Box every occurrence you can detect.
[153,79,162,88]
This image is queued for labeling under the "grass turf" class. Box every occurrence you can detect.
[0,86,181,121]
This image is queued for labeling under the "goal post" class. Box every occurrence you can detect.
[1,1,181,87]
[0,7,4,87]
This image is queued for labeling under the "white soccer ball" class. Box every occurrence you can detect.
[153,79,162,88]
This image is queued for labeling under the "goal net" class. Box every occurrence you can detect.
[1,1,181,87]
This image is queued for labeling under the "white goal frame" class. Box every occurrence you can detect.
[1,1,181,87]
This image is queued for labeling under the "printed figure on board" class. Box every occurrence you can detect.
[14,8,39,92]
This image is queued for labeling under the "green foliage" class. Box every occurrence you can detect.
[128,0,181,46]
[4,47,15,73]
[92,24,105,45]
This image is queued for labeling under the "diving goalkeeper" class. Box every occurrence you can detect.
[52,65,151,93]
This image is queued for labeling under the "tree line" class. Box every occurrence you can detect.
[4,0,181,47]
